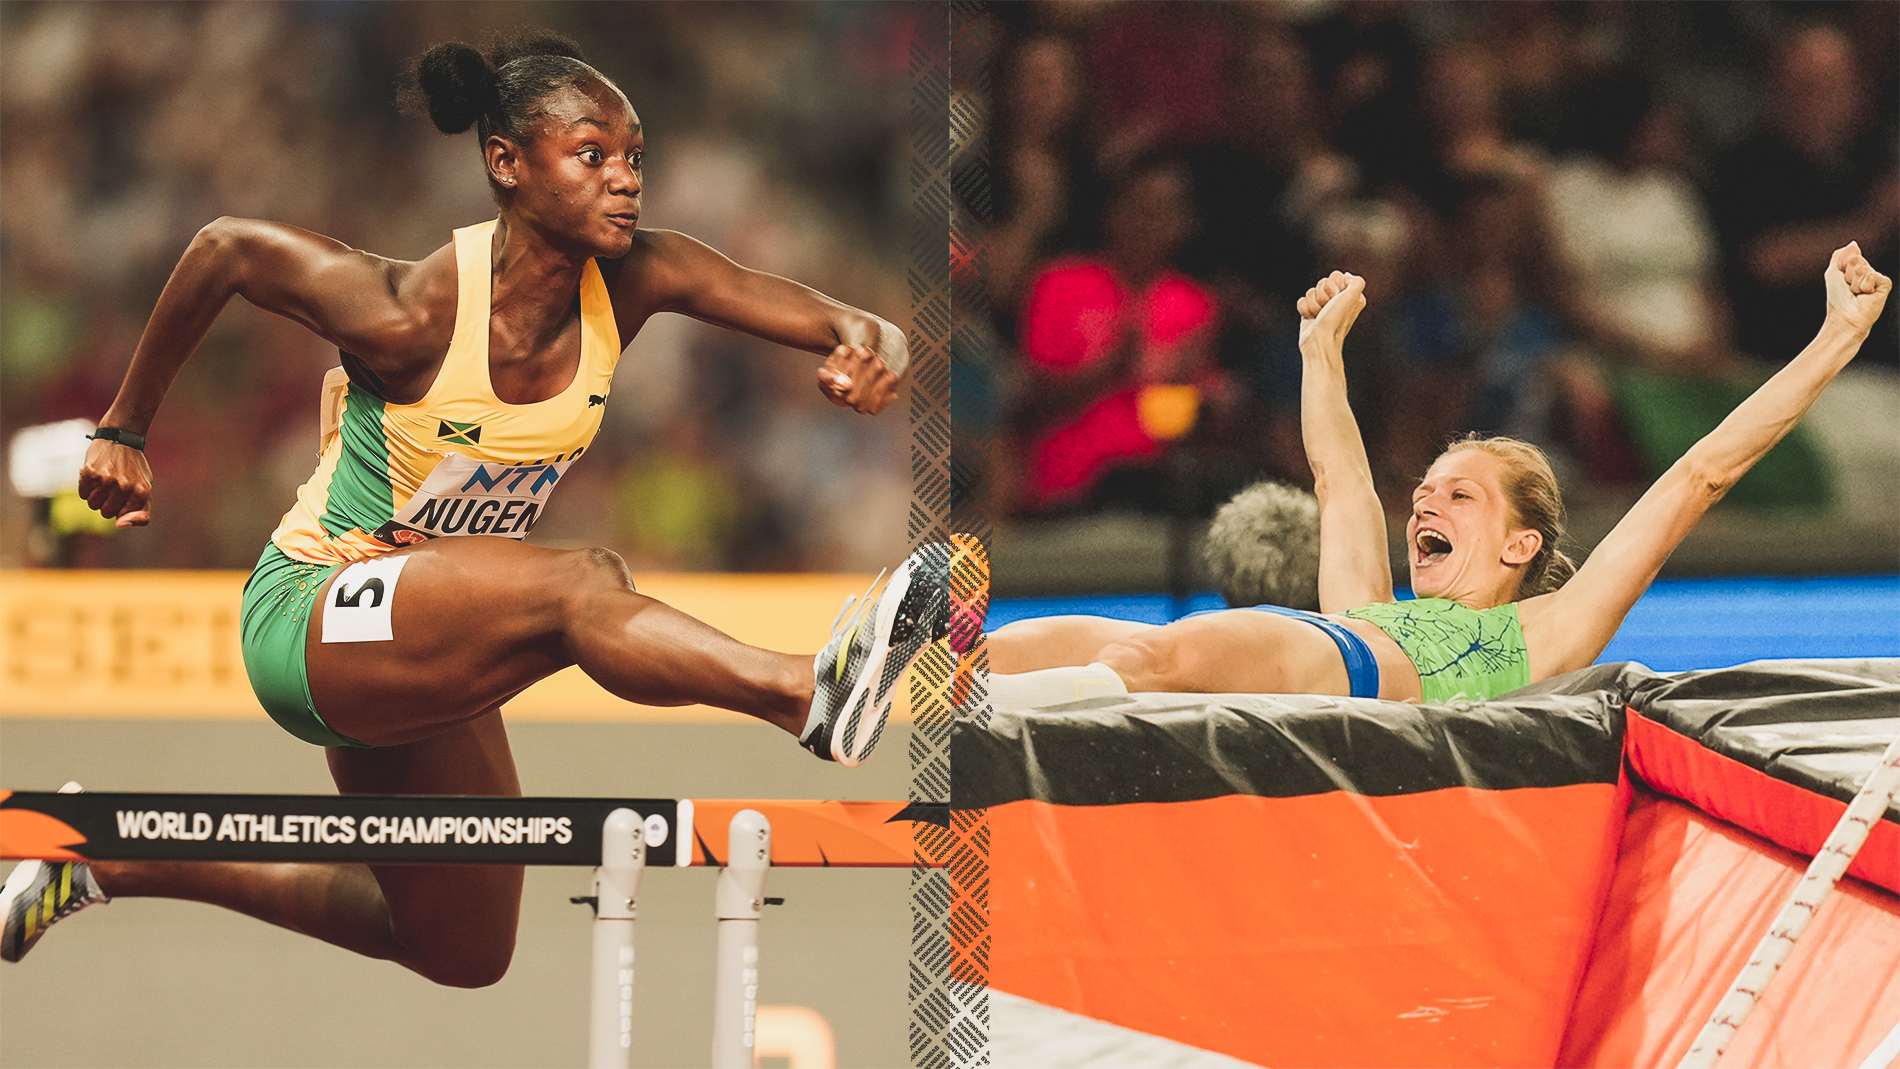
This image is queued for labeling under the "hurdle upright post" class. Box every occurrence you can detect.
[589,808,647,1069]
[711,809,771,1069]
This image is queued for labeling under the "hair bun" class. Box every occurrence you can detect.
[412,41,498,135]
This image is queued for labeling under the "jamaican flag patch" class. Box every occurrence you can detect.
[436,420,482,446]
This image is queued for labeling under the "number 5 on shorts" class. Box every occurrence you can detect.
[321,555,411,644]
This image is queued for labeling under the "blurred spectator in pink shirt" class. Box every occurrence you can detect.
[1012,158,1224,515]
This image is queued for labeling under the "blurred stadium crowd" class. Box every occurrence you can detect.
[4,1,1896,573]
[958,0,1899,527]
[0,1,916,571]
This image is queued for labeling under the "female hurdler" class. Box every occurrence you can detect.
[988,243,1890,710]
[1,33,951,985]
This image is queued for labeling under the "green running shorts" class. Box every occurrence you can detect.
[239,544,369,748]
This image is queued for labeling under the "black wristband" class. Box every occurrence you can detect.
[87,427,146,451]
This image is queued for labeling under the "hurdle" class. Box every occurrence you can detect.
[0,790,948,1069]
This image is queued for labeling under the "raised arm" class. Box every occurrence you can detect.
[79,218,425,527]
[1297,272,1395,613]
[614,229,907,415]
[1523,243,1892,676]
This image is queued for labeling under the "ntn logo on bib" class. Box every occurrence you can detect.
[376,454,573,545]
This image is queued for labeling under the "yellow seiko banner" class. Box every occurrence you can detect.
[0,570,902,724]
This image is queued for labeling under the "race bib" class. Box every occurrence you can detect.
[321,555,410,644]
[374,454,572,546]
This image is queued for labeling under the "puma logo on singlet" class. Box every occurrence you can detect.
[588,394,607,407]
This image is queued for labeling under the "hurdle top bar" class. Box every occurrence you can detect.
[0,792,949,868]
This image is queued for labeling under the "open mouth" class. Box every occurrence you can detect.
[607,213,637,229]
[1416,528,1453,566]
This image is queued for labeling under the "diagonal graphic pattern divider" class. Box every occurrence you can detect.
[909,1,994,1065]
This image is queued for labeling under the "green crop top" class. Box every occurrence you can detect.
[1345,598,1533,704]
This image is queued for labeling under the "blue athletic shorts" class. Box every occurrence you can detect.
[1185,604,1382,699]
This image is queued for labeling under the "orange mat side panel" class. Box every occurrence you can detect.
[1559,787,1900,1069]
[1625,709,1900,894]
[991,782,1625,1069]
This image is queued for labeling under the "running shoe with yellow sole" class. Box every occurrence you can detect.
[804,542,954,766]
[2,782,107,963]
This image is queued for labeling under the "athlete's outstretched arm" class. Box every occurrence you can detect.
[1523,243,1891,676]
[79,218,423,526]
[614,229,907,415]
[1297,272,1394,613]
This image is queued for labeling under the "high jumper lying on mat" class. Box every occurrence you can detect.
[2,30,955,982]
[988,244,1890,710]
